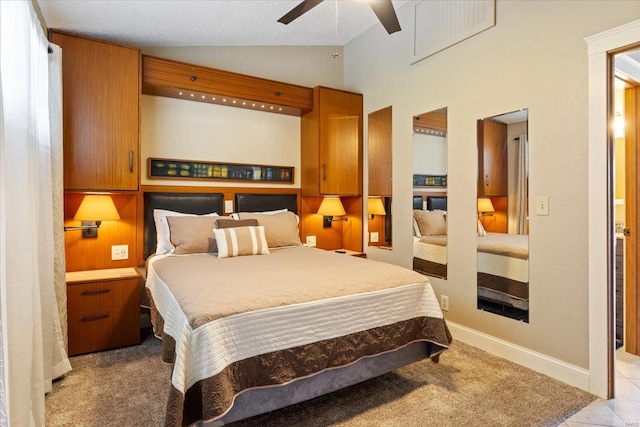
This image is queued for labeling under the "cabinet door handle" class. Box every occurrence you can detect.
[129,150,134,173]
[322,163,327,181]
[80,313,110,322]
[485,174,489,186]
[81,289,111,296]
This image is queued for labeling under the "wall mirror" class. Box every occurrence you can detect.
[476,109,529,322]
[411,108,448,279]
[368,106,393,249]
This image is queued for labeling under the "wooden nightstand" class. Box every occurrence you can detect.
[333,249,367,258]
[65,267,141,356]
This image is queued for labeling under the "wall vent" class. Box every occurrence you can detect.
[412,0,495,64]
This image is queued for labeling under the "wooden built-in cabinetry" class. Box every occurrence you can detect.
[50,31,140,191]
[66,268,141,356]
[301,87,363,252]
[478,119,507,197]
[142,55,313,117]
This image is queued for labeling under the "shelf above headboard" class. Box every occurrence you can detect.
[142,55,313,117]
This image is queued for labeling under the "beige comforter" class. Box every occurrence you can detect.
[146,246,451,426]
[477,232,529,259]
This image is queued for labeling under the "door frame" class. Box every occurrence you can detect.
[587,19,640,399]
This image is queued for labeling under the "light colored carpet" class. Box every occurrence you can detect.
[45,330,596,427]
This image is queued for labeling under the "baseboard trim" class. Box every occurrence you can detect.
[447,321,590,392]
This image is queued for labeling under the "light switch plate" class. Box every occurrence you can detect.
[536,196,549,216]
[224,200,233,213]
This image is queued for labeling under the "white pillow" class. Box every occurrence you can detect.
[153,209,219,254]
[231,209,299,224]
[230,209,286,220]
[477,219,487,237]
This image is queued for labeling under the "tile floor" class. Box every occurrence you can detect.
[558,349,640,426]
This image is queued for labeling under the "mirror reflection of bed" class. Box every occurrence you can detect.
[412,108,448,279]
[476,109,529,322]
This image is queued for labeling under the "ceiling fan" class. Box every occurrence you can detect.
[278,0,401,35]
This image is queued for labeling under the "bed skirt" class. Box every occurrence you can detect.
[413,257,447,279]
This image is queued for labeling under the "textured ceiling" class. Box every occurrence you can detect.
[38,0,412,47]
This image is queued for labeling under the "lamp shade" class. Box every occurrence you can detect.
[477,198,495,213]
[74,195,120,221]
[317,196,346,216]
[368,197,386,216]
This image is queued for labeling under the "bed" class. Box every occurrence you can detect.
[476,232,529,320]
[412,196,448,279]
[143,191,452,426]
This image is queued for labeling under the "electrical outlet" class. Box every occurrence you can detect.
[370,232,379,243]
[111,245,128,261]
[306,235,316,247]
[440,295,449,311]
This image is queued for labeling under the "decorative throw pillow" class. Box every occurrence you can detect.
[237,211,302,248]
[167,215,220,255]
[215,218,258,229]
[213,226,270,258]
[413,209,447,236]
[153,209,219,254]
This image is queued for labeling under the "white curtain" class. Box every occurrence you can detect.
[0,1,71,425]
[508,134,529,235]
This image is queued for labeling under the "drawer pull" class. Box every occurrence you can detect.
[80,313,110,322]
[81,289,111,296]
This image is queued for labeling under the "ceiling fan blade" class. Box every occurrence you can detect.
[369,0,401,34]
[278,0,325,25]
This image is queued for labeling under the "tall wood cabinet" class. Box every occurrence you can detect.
[301,87,363,197]
[50,31,140,191]
[477,119,507,197]
[300,87,363,252]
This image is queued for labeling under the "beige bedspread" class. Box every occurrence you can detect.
[418,235,447,246]
[477,232,529,259]
[146,246,451,426]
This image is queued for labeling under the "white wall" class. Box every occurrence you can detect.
[412,134,447,175]
[140,46,344,188]
[345,0,640,371]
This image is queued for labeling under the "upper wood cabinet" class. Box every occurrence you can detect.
[369,106,392,196]
[50,31,140,191]
[142,55,313,117]
[301,87,363,196]
[478,119,507,197]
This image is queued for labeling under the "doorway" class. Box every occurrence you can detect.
[586,19,640,400]
[614,56,640,358]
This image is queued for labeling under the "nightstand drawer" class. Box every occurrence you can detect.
[67,278,140,311]
[68,305,139,355]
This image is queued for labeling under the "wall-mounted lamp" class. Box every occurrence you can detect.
[368,197,387,220]
[477,198,495,217]
[64,195,120,238]
[317,196,348,228]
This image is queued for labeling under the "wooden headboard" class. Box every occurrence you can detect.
[143,192,224,260]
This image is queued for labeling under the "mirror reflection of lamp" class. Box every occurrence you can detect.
[64,195,120,238]
[317,196,348,228]
[477,198,495,217]
[368,196,386,220]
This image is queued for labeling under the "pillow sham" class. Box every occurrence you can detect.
[153,209,219,254]
[237,211,302,248]
[215,218,258,229]
[213,226,270,258]
[167,215,222,255]
[413,209,447,236]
